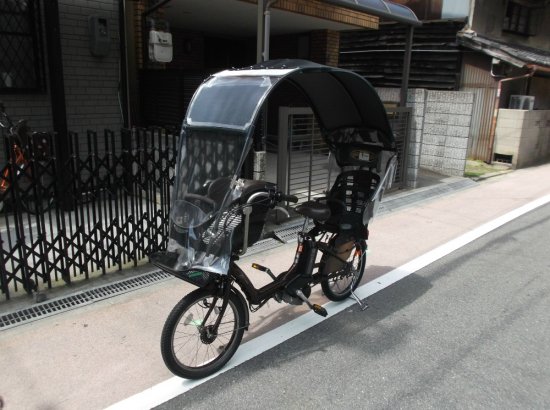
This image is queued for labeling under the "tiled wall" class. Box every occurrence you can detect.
[1,0,123,161]
[57,0,123,143]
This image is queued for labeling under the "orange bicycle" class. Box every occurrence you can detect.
[0,103,54,214]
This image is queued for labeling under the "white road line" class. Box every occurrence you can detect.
[106,193,550,410]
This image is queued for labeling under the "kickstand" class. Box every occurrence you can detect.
[350,290,368,311]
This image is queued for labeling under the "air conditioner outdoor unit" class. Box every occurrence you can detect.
[509,95,535,110]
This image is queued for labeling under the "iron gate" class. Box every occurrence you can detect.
[0,127,178,300]
[278,106,411,202]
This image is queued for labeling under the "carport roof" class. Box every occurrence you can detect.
[155,0,420,36]
[322,0,421,26]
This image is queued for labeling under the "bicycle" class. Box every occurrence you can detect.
[150,59,398,379]
[0,102,55,214]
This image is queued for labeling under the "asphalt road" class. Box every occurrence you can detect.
[155,203,550,410]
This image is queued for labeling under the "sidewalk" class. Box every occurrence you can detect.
[1,164,550,410]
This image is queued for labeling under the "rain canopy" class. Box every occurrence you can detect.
[152,59,396,276]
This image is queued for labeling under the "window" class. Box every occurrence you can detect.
[502,1,540,36]
[0,0,45,92]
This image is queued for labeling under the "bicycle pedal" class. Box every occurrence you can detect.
[312,304,328,317]
[252,263,276,280]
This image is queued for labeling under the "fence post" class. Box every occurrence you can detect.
[121,128,133,195]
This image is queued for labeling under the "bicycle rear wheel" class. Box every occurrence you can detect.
[320,236,366,301]
[161,287,246,379]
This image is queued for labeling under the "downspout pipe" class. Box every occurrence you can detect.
[487,68,535,163]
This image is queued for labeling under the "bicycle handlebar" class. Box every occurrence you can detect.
[277,192,298,203]
[246,190,298,205]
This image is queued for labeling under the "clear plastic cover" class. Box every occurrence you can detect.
[187,75,280,130]
[164,128,250,275]
[151,61,399,278]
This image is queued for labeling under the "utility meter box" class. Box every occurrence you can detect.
[88,16,110,57]
[149,30,173,63]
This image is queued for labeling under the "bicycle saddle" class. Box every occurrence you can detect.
[295,201,331,221]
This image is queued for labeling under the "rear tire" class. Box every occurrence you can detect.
[161,287,246,379]
[320,236,366,301]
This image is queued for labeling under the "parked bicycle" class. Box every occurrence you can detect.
[151,60,398,379]
[0,102,54,214]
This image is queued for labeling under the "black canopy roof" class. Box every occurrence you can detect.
[186,59,395,151]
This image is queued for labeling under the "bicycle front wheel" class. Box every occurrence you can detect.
[320,236,366,301]
[161,288,246,379]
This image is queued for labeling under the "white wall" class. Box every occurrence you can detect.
[442,0,469,19]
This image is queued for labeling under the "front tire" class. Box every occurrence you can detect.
[320,236,366,301]
[161,287,246,379]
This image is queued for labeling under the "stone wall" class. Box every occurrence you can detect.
[420,90,473,176]
[494,109,550,168]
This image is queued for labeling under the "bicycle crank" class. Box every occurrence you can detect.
[295,289,328,317]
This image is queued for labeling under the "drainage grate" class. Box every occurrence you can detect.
[0,270,172,330]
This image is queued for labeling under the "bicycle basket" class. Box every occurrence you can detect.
[149,251,215,287]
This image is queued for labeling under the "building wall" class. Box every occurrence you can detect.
[470,0,550,51]
[309,30,340,67]
[58,0,123,143]
[1,0,123,159]
[530,77,550,110]
[460,53,499,161]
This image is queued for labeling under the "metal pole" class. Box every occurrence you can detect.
[263,8,271,61]
[399,25,414,107]
[119,0,130,128]
[43,0,71,210]
[257,0,264,62]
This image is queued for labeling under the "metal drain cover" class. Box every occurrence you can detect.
[0,270,172,330]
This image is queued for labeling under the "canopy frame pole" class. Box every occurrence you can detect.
[256,0,264,62]
[399,25,414,107]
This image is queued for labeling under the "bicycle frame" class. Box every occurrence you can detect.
[0,141,27,194]
[228,229,352,307]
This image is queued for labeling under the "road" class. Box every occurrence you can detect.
[155,203,550,409]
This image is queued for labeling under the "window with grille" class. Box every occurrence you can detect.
[0,0,44,92]
[502,1,539,36]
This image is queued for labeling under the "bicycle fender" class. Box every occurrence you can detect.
[230,287,250,330]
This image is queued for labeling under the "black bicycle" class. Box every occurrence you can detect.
[150,60,398,379]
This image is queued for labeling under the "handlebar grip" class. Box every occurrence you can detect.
[279,193,298,203]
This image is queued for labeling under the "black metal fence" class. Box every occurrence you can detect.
[0,127,178,300]
[0,110,413,301]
